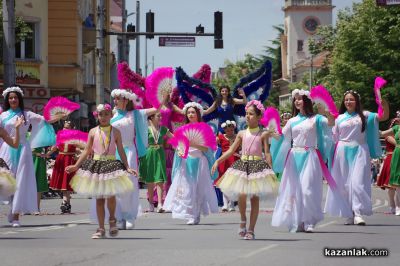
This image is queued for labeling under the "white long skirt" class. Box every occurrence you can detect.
[164,151,218,220]
[0,142,38,214]
[271,149,323,230]
[325,143,372,217]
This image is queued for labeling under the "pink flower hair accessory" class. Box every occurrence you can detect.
[245,100,265,115]
[93,103,112,117]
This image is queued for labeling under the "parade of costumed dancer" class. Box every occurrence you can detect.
[139,111,173,213]
[0,116,23,202]
[271,87,346,233]
[215,120,240,212]
[47,120,85,214]
[32,145,48,214]
[203,86,247,133]
[66,104,136,239]
[0,86,59,227]
[212,100,278,240]
[164,102,219,225]
[325,77,389,226]
[377,117,400,216]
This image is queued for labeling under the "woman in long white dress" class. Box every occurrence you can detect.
[0,86,58,227]
[107,88,163,229]
[271,89,339,233]
[164,102,219,225]
[324,90,388,225]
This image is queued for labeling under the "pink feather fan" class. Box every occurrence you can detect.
[56,129,88,148]
[168,122,217,158]
[310,85,339,118]
[374,76,387,119]
[44,97,80,122]
[145,67,174,108]
[260,107,282,135]
[168,134,190,158]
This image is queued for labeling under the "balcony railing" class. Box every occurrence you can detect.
[285,0,332,7]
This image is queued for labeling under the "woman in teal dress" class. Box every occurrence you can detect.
[139,112,173,212]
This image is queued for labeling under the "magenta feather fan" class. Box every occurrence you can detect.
[310,85,339,118]
[374,76,387,119]
[145,67,174,108]
[260,107,282,134]
[168,122,217,158]
[56,129,88,148]
[43,97,80,122]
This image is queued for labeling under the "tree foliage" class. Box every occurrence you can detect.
[0,0,32,41]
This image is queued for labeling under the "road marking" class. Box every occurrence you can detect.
[240,244,279,258]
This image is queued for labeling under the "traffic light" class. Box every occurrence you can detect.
[214,11,223,39]
[146,10,154,39]
[127,23,135,32]
[196,24,204,34]
[214,39,223,49]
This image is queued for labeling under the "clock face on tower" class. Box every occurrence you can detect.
[303,17,320,34]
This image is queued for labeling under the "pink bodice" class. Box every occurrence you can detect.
[241,128,263,157]
[92,126,116,156]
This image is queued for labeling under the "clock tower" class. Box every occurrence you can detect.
[281,0,334,81]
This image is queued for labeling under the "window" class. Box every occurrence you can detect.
[16,22,38,60]
[297,40,304,52]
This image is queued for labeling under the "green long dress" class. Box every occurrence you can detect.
[33,147,49,193]
[390,125,400,187]
[139,126,169,184]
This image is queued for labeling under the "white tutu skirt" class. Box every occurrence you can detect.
[0,159,16,199]
[70,159,133,198]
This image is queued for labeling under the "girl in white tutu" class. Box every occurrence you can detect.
[163,102,219,225]
[212,100,277,240]
[0,117,23,199]
[66,104,136,239]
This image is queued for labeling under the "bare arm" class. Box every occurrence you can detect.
[262,132,272,167]
[171,103,184,115]
[203,101,217,115]
[211,131,243,174]
[232,89,247,105]
[65,129,94,173]
[386,135,396,146]
[380,128,393,138]
[378,99,389,122]
[0,117,23,148]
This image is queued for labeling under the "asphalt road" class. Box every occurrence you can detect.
[0,186,399,266]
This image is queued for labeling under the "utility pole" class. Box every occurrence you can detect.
[2,0,16,87]
[135,1,140,74]
[95,0,106,105]
[121,0,127,62]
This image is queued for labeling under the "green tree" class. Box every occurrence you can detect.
[310,0,400,120]
[0,0,32,46]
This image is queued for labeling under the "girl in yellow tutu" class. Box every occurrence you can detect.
[66,104,137,239]
[212,100,277,240]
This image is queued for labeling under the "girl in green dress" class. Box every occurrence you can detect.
[139,112,173,212]
[32,147,48,214]
[381,121,400,188]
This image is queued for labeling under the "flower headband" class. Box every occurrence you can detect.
[291,89,311,99]
[281,112,292,119]
[344,90,361,99]
[221,120,236,128]
[111,88,138,102]
[93,103,112,117]
[2,86,24,98]
[183,102,204,116]
[245,100,265,115]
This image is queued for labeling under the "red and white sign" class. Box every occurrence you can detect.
[159,37,196,47]
[376,0,400,5]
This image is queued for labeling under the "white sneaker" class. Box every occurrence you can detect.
[12,220,20,227]
[228,207,236,212]
[157,206,165,213]
[221,206,228,212]
[126,220,135,229]
[304,224,314,233]
[344,217,354,225]
[395,207,400,216]
[354,216,366,225]
[186,218,195,225]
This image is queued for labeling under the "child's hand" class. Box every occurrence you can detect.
[265,153,272,168]
[127,168,138,176]
[65,165,78,174]
[211,162,218,175]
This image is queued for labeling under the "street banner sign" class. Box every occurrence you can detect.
[376,0,400,5]
[159,37,196,47]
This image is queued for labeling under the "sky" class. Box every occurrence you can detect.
[126,0,362,76]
